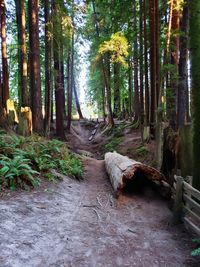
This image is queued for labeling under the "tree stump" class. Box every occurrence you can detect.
[18,107,32,136]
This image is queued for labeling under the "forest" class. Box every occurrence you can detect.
[0,0,200,265]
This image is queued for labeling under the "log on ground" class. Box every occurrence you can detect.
[105,152,165,192]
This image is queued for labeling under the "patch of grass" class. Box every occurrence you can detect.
[0,133,84,190]
[135,145,149,156]
[103,137,122,152]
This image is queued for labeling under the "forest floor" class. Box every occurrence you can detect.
[0,120,199,266]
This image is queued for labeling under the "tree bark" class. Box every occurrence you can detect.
[0,0,9,108]
[44,0,52,136]
[177,2,188,128]
[15,0,29,107]
[139,0,144,124]
[113,63,120,117]
[73,79,83,119]
[52,0,65,138]
[28,0,43,134]
[67,5,74,131]
[143,0,149,125]
[133,0,140,122]
[189,0,200,190]
[105,152,165,193]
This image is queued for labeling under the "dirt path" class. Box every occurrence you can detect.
[0,121,199,266]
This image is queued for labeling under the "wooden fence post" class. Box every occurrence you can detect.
[173,176,184,224]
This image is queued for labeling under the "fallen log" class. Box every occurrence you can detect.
[105,152,165,193]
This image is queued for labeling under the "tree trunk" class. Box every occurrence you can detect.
[149,0,160,136]
[143,0,149,125]
[67,8,74,131]
[177,2,188,128]
[52,0,65,138]
[44,0,52,136]
[28,0,43,134]
[128,56,133,119]
[73,79,83,119]
[189,0,200,190]
[15,0,29,107]
[0,0,9,108]
[168,0,180,130]
[105,152,165,193]
[92,0,114,125]
[139,0,144,125]
[105,55,114,126]
[133,0,140,122]
[113,63,120,117]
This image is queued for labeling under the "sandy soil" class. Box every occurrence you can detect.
[0,120,199,266]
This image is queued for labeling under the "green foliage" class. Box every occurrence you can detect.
[135,146,149,156]
[103,137,122,152]
[98,32,129,66]
[0,155,39,190]
[0,133,84,190]
[191,239,200,257]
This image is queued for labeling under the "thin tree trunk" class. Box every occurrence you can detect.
[139,0,144,124]
[128,56,133,119]
[44,0,52,136]
[177,2,188,128]
[0,0,9,108]
[92,0,113,125]
[104,54,114,126]
[73,79,83,119]
[67,5,74,131]
[15,0,29,107]
[113,63,120,117]
[28,0,43,134]
[133,0,140,122]
[52,0,65,138]
[143,0,149,125]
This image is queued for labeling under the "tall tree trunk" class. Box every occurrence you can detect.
[149,0,158,136]
[52,0,65,138]
[113,63,120,117]
[92,0,113,125]
[44,0,52,136]
[133,0,140,122]
[143,0,149,125]
[15,0,29,107]
[139,0,144,124]
[0,0,9,108]
[168,0,180,130]
[128,56,133,119]
[189,0,200,190]
[28,0,43,133]
[73,79,83,119]
[177,1,188,128]
[67,5,74,131]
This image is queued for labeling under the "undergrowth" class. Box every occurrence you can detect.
[0,133,83,190]
[191,239,200,257]
[103,137,122,152]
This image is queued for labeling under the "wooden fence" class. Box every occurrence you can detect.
[173,175,200,236]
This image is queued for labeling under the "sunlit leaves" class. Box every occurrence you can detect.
[98,32,128,66]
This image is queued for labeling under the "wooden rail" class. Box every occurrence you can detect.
[173,175,200,236]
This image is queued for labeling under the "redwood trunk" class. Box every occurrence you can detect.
[177,2,188,128]
[28,0,43,133]
[44,0,52,136]
[52,0,65,138]
[0,0,9,108]
[15,0,29,107]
